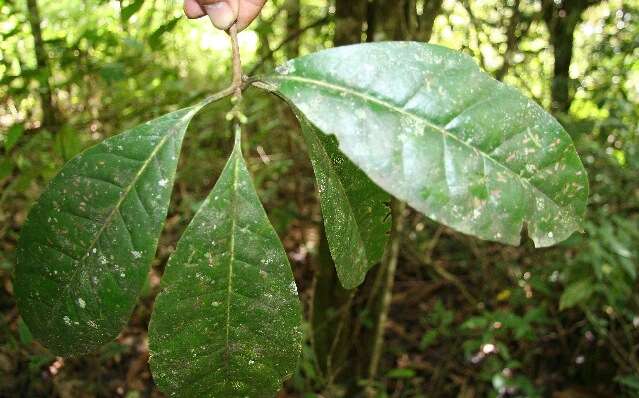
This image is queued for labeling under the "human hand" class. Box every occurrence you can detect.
[184,0,267,31]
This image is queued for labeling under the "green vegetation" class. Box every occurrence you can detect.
[1,0,638,397]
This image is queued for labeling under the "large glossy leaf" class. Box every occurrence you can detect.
[260,42,589,247]
[15,102,207,356]
[299,114,390,289]
[148,130,303,398]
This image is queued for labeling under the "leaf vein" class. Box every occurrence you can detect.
[271,75,578,223]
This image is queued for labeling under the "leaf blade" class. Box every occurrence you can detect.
[14,103,206,356]
[298,114,390,288]
[262,42,589,247]
[149,133,303,398]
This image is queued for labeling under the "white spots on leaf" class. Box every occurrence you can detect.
[63,316,71,326]
[276,43,588,247]
[158,178,169,187]
[131,250,142,259]
[289,281,298,295]
[77,298,86,308]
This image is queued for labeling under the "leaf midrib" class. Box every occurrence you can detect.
[269,75,578,223]
[224,149,240,377]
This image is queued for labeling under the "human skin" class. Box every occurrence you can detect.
[184,0,267,31]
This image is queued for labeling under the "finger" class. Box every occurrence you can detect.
[198,0,239,30]
[184,0,205,19]
[236,0,267,31]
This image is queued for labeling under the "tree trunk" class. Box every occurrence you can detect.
[284,0,301,58]
[541,0,602,113]
[309,231,355,388]
[373,0,408,40]
[418,0,444,42]
[26,0,59,131]
[370,0,443,41]
[334,0,368,46]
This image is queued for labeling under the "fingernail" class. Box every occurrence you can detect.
[204,2,236,30]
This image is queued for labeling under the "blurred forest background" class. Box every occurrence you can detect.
[0,0,638,397]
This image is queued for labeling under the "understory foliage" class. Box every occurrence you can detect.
[1,0,638,397]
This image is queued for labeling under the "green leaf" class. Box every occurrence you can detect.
[121,0,144,23]
[148,17,181,50]
[148,130,303,398]
[4,123,24,151]
[17,318,33,346]
[261,42,589,247]
[386,368,416,379]
[559,279,594,310]
[298,114,390,289]
[0,157,13,181]
[14,102,208,356]
[616,375,639,391]
[54,126,83,161]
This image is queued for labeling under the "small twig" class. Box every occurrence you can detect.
[201,85,236,106]
[366,199,406,396]
[325,289,356,384]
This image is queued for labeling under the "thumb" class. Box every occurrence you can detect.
[199,0,239,30]
[236,0,267,31]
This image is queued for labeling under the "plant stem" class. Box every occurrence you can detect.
[227,23,246,151]
[228,24,243,99]
[202,85,237,105]
[366,198,406,395]
[199,24,247,106]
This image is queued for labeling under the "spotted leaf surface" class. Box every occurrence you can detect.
[299,114,390,288]
[262,42,589,247]
[15,103,207,356]
[148,132,303,398]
